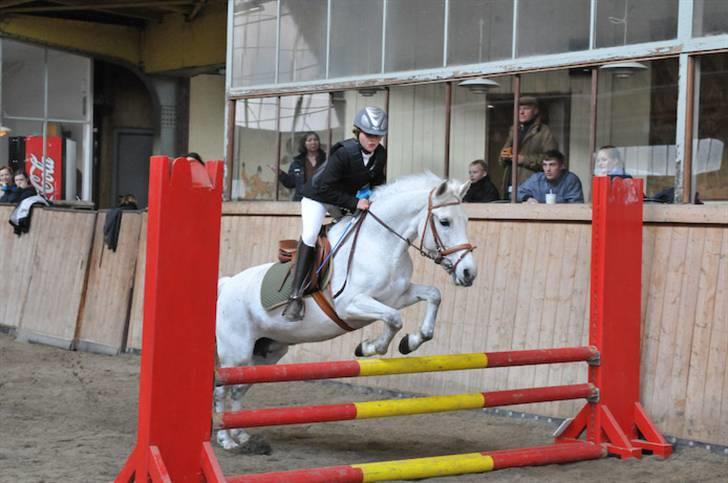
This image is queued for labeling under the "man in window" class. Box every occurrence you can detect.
[499,96,559,198]
[518,150,584,204]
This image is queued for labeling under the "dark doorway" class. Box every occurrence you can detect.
[113,129,154,208]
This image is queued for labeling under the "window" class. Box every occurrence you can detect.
[329,0,384,78]
[232,0,278,87]
[596,59,678,199]
[384,0,445,72]
[447,0,513,66]
[595,0,678,48]
[387,84,447,180]
[693,0,728,37]
[233,98,279,200]
[278,0,327,83]
[516,0,589,57]
[693,53,728,201]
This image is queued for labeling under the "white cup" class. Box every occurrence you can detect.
[545,193,556,205]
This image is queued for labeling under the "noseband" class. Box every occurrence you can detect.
[417,188,476,274]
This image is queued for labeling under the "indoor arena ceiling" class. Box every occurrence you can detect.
[0,0,225,28]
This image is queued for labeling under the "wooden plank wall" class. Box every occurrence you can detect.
[1,203,726,446]
[10,209,96,349]
[75,211,142,355]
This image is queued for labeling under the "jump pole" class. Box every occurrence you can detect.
[115,156,225,483]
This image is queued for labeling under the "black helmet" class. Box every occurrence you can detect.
[353,106,388,136]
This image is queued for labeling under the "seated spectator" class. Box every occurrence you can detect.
[518,150,584,204]
[594,145,631,178]
[270,131,326,201]
[463,159,499,203]
[0,165,15,202]
[11,172,37,203]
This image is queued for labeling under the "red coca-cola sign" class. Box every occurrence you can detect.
[24,135,63,201]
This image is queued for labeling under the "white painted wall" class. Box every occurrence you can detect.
[189,74,225,161]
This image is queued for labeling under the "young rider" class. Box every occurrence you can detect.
[283,106,389,321]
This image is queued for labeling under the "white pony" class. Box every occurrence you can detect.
[215,173,477,451]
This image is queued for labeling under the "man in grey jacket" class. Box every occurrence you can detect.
[518,150,584,204]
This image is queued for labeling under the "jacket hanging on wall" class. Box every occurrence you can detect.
[9,195,49,236]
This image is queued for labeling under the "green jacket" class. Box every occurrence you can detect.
[499,119,558,195]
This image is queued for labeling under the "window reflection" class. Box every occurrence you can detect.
[596,59,678,199]
[517,0,589,57]
[329,0,383,78]
[693,53,728,201]
[232,0,277,87]
[693,0,728,37]
[596,0,677,48]
[447,0,513,66]
[233,98,279,200]
[278,0,327,83]
[385,0,445,72]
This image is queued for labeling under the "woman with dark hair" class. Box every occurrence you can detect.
[272,131,326,201]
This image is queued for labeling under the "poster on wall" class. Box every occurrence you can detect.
[24,135,63,201]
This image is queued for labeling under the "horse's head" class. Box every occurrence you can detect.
[418,179,477,287]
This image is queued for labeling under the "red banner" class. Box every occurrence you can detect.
[24,135,63,201]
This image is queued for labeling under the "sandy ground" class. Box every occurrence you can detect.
[1,332,727,483]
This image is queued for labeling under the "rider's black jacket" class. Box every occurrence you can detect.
[301,138,387,212]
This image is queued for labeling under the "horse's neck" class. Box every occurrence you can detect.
[366,192,427,251]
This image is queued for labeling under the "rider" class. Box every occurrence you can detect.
[282,106,389,321]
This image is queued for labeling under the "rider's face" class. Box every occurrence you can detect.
[358,131,383,152]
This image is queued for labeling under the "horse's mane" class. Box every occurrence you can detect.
[370,171,443,202]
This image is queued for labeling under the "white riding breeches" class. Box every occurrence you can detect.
[300,197,327,247]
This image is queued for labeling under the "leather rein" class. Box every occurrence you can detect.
[332,187,476,299]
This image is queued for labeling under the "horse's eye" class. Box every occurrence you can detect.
[439,218,450,227]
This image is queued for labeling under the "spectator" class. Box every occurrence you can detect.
[499,96,559,198]
[594,145,631,178]
[518,150,584,204]
[463,159,499,203]
[270,132,326,201]
[11,172,37,203]
[0,165,16,202]
[184,152,205,165]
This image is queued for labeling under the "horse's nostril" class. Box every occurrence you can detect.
[463,268,472,281]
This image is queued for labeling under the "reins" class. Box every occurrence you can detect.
[331,187,476,299]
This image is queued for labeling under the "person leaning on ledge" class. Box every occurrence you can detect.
[499,95,559,198]
[463,159,499,203]
[518,150,584,204]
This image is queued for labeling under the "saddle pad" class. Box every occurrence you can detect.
[260,261,334,312]
[260,262,294,311]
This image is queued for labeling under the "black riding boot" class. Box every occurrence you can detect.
[282,240,315,321]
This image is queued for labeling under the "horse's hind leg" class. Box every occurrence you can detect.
[394,283,442,355]
[340,294,403,357]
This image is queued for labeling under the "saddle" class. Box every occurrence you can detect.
[260,226,353,331]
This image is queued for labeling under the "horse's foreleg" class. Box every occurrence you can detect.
[394,283,441,355]
[340,294,402,357]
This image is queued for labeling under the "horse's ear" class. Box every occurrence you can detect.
[458,181,471,201]
[435,180,448,198]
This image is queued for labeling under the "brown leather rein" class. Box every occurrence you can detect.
[332,188,476,299]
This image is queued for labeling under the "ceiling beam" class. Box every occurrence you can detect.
[0,1,205,14]
[186,0,205,21]
[45,0,161,21]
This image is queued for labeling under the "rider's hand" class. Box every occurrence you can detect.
[356,198,370,211]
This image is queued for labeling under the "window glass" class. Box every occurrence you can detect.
[693,53,728,201]
[329,0,383,78]
[693,0,728,37]
[2,39,45,118]
[596,59,678,199]
[388,84,446,180]
[450,77,511,198]
[385,0,445,72]
[47,50,90,121]
[278,0,327,83]
[447,0,513,66]
[595,0,677,48]
[330,89,387,151]
[276,93,333,200]
[516,0,589,57]
[231,0,278,87]
[233,98,279,200]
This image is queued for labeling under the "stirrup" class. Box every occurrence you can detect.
[282,296,305,321]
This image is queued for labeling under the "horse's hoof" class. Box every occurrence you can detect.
[236,434,273,455]
[354,342,365,357]
[399,336,412,355]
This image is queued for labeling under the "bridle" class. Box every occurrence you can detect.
[331,187,476,299]
[367,187,476,274]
